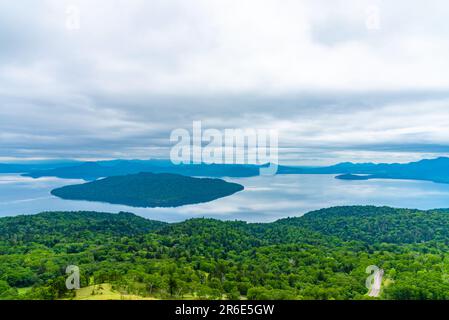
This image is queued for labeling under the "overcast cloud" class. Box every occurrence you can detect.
[1,0,449,165]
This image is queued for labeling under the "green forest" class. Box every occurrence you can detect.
[1,206,449,300]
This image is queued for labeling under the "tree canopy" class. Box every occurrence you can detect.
[1,206,449,300]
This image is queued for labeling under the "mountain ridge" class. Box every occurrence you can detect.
[1,156,448,184]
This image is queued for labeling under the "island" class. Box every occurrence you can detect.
[50,172,244,208]
[335,174,372,180]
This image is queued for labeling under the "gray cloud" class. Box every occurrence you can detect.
[1,0,449,164]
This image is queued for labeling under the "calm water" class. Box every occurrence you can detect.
[1,173,449,222]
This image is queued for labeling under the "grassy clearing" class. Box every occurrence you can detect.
[17,287,32,295]
[73,283,157,300]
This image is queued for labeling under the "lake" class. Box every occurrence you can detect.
[1,173,449,222]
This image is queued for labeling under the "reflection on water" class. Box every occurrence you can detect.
[1,174,449,222]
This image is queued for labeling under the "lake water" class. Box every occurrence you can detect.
[1,173,449,222]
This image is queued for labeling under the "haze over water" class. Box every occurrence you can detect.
[2,174,449,222]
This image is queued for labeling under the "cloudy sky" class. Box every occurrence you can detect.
[1,0,449,165]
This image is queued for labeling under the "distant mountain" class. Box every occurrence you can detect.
[0,160,80,174]
[333,157,449,184]
[278,157,449,184]
[23,160,261,180]
[13,157,449,185]
[51,172,244,208]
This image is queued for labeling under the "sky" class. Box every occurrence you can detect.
[1,0,449,165]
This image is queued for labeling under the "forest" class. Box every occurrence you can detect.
[1,206,449,300]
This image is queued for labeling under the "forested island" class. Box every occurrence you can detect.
[2,206,449,300]
[51,173,244,208]
[336,174,371,181]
